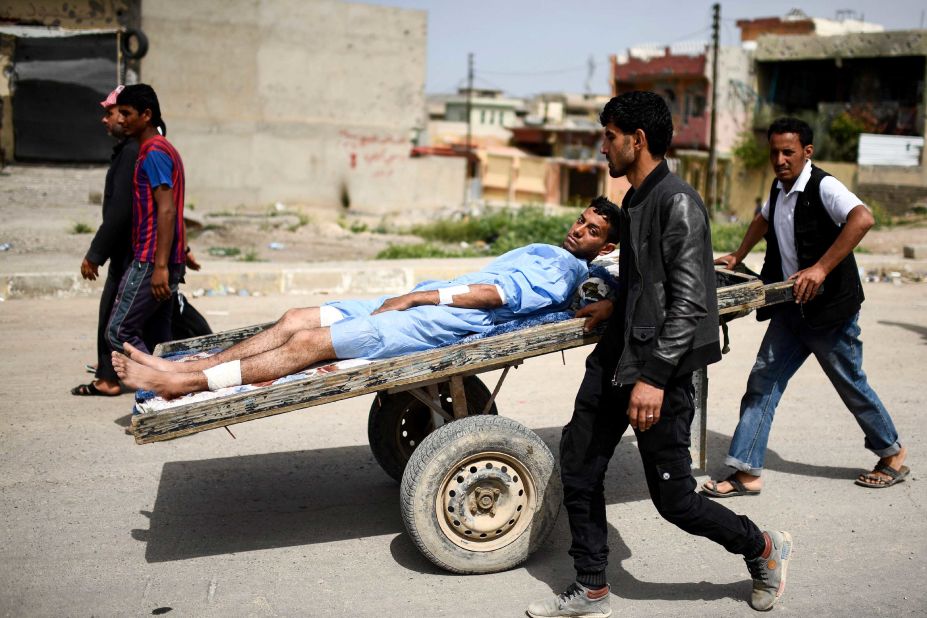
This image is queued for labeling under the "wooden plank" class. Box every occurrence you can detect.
[133,318,598,443]
[132,270,775,445]
[154,322,274,356]
[449,376,468,419]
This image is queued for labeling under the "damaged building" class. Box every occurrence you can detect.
[1,0,465,220]
[752,28,927,213]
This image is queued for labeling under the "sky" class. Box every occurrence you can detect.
[356,0,927,97]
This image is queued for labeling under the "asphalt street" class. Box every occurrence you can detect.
[1,282,925,617]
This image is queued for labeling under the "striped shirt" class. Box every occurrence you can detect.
[131,135,186,264]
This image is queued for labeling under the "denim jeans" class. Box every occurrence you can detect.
[726,305,900,475]
[562,348,765,584]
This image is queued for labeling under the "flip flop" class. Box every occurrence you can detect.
[855,463,910,488]
[71,382,120,397]
[85,363,97,374]
[701,474,761,498]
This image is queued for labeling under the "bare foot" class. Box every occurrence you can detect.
[702,471,763,495]
[113,353,199,400]
[122,342,176,372]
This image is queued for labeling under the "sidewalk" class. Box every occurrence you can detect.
[2,251,925,300]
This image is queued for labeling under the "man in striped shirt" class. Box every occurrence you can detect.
[106,84,186,356]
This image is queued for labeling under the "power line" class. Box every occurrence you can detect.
[480,64,587,76]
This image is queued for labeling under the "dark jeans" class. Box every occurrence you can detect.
[561,351,765,582]
[94,262,127,382]
[107,260,182,355]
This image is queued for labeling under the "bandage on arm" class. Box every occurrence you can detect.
[436,284,505,307]
[203,360,242,391]
[437,284,470,305]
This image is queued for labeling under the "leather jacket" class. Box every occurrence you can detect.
[597,161,722,388]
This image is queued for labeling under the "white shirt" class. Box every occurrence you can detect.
[760,160,864,278]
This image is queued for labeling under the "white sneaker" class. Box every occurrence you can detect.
[526,582,611,618]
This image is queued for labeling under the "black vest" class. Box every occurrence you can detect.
[757,164,864,328]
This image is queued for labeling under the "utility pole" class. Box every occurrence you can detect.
[707,2,720,217]
[464,52,474,204]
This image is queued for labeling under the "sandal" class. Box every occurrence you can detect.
[702,474,762,498]
[855,463,910,488]
[71,382,120,397]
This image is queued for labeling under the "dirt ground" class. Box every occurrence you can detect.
[1,164,924,272]
[0,165,421,271]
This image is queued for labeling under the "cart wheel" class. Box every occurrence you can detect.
[368,376,497,482]
[400,415,561,574]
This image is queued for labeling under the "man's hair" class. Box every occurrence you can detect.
[767,117,813,147]
[599,91,673,156]
[117,83,167,135]
[589,196,620,244]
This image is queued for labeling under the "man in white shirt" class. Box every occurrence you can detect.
[702,117,908,498]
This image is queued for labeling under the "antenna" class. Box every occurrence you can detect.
[584,54,596,94]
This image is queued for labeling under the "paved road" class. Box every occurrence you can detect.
[1,283,925,616]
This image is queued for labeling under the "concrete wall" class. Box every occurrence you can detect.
[141,0,463,217]
[709,46,753,155]
[728,159,860,220]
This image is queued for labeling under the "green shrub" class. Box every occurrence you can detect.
[70,222,93,234]
[410,206,579,250]
[240,248,261,262]
[868,199,891,229]
[376,242,485,260]
[711,221,765,254]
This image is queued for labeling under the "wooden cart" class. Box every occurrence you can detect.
[131,270,794,574]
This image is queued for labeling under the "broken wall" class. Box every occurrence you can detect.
[141,0,463,218]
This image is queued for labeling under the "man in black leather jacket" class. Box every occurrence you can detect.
[527,92,792,617]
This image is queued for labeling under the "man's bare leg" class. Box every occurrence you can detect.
[124,307,323,372]
[114,326,338,399]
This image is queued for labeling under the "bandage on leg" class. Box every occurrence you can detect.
[203,360,242,391]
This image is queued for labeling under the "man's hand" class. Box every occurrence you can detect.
[714,253,741,270]
[80,258,99,281]
[576,299,613,332]
[628,381,664,432]
[185,249,202,271]
[789,263,827,304]
[371,293,421,315]
[151,265,172,301]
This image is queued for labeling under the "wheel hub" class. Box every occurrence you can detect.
[436,452,536,552]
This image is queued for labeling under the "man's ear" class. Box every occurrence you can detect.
[597,242,617,256]
[634,128,648,152]
[141,108,153,125]
[804,143,815,159]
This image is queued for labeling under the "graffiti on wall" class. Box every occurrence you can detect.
[339,129,409,178]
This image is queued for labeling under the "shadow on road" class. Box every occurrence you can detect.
[136,425,861,566]
[878,320,927,344]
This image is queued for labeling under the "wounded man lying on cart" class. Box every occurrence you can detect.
[113,197,620,401]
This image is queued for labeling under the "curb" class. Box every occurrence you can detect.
[2,259,494,300]
[3,253,925,301]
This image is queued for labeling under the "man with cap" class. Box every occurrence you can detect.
[72,85,138,396]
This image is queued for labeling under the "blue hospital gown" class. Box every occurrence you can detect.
[325,243,588,359]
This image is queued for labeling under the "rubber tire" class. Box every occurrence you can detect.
[400,415,561,574]
[121,29,149,60]
[368,376,497,483]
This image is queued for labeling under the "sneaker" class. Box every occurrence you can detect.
[745,530,793,611]
[525,582,611,618]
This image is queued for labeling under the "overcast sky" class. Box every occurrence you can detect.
[356,0,927,96]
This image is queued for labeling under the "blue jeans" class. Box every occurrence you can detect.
[726,306,900,475]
